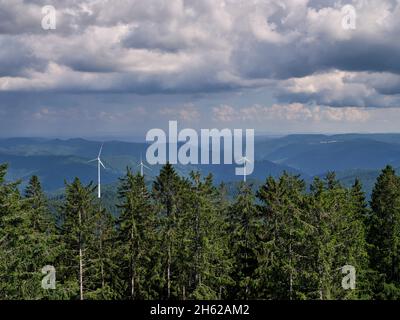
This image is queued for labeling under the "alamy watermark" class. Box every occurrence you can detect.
[341,265,356,290]
[41,265,56,290]
[341,0,390,31]
[146,121,255,179]
[341,5,357,30]
[41,5,56,30]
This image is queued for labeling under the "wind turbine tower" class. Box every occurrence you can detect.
[238,156,251,183]
[89,143,106,198]
[138,155,151,177]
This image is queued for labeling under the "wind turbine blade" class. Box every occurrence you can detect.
[98,143,104,158]
[99,160,106,169]
[88,159,97,163]
[238,157,251,164]
[143,164,152,170]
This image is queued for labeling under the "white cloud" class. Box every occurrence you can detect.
[213,103,371,123]
[277,70,400,108]
[1,0,400,138]
[160,104,201,122]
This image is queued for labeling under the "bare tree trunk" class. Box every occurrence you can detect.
[79,209,84,300]
[79,247,84,300]
[131,226,135,299]
[101,261,105,289]
[289,268,293,300]
[245,227,249,299]
[318,263,323,300]
[289,229,293,300]
[131,270,135,299]
[167,245,171,299]
[100,235,105,289]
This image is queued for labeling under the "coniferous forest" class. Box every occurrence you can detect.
[1,162,400,300]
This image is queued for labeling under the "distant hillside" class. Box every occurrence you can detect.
[0,137,303,192]
[254,134,400,172]
[332,169,381,198]
[1,153,121,191]
[266,139,400,175]
[1,134,400,197]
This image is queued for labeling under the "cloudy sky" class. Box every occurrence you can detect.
[1,0,400,139]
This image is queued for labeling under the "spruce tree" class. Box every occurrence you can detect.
[152,163,181,299]
[116,168,157,299]
[369,165,400,299]
[181,172,232,299]
[256,173,310,300]
[307,173,369,299]
[58,178,98,300]
[86,206,117,299]
[348,178,371,298]
[351,178,370,223]
[23,175,60,299]
[0,164,26,298]
[227,182,258,299]
[0,167,58,299]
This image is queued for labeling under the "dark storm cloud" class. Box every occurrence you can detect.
[0,36,46,76]
[233,36,400,81]
[0,0,400,108]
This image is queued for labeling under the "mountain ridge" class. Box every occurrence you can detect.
[2,134,400,197]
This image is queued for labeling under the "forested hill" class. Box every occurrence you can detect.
[1,162,400,300]
[2,134,400,197]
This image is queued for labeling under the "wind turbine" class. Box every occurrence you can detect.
[238,156,251,183]
[137,155,151,177]
[89,143,106,198]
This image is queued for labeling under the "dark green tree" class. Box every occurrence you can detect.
[85,206,117,300]
[181,172,232,299]
[306,173,369,299]
[116,168,158,299]
[152,163,181,299]
[0,166,58,299]
[227,182,258,299]
[369,166,400,299]
[58,178,99,300]
[351,178,370,223]
[256,173,311,300]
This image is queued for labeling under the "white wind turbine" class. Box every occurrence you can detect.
[137,155,151,177]
[238,156,251,183]
[89,143,106,198]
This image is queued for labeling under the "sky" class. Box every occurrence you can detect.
[1,0,400,139]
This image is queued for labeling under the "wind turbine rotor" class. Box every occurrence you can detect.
[238,156,251,164]
[98,143,104,158]
[99,159,106,169]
